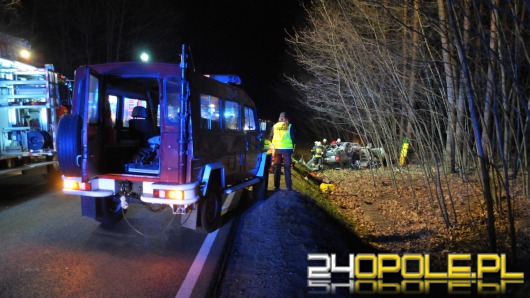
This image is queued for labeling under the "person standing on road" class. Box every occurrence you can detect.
[271,112,296,191]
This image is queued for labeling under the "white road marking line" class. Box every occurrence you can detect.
[175,229,219,298]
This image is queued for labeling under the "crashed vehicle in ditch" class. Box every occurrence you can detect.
[301,140,387,171]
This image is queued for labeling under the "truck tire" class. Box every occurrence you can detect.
[199,180,222,233]
[57,114,82,176]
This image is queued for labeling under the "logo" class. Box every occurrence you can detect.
[307,253,524,295]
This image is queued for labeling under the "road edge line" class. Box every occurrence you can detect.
[175,229,219,298]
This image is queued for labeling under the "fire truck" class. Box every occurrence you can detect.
[57,45,271,233]
[0,33,71,177]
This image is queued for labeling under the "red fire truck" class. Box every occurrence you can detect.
[0,33,71,177]
[57,45,270,233]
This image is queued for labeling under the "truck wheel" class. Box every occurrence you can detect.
[57,114,82,176]
[199,181,222,233]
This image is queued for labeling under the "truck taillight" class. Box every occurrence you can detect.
[168,190,184,200]
[63,180,91,191]
[153,189,184,200]
[64,180,77,190]
[335,156,340,161]
[80,183,92,191]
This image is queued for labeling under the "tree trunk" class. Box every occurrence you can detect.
[480,0,500,161]
[438,0,457,172]
[446,0,497,252]
[405,0,420,140]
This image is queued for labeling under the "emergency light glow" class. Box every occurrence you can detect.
[19,49,30,59]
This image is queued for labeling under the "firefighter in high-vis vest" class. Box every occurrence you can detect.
[270,112,296,191]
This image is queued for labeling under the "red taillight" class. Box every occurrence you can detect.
[153,189,183,200]
[63,180,91,191]
[335,156,340,161]
[79,182,91,191]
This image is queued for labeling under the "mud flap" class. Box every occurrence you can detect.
[181,205,199,230]
[81,196,97,218]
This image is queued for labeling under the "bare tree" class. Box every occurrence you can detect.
[0,0,21,32]
[17,0,184,76]
[287,0,530,256]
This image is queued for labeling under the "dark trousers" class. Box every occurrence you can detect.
[273,149,293,189]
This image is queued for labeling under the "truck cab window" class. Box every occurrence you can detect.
[108,95,118,126]
[156,104,161,127]
[224,100,240,131]
[123,98,146,127]
[87,75,99,124]
[244,106,256,131]
[200,94,220,130]
[166,79,180,124]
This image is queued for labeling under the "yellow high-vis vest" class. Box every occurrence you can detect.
[399,138,409,166]
[272,122,293,149]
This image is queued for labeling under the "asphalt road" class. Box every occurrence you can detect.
[0,173,234,298]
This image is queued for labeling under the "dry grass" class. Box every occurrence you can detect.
[294,163,530,274]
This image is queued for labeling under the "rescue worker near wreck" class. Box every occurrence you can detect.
[309,141,324,170]
[271,112,296,191]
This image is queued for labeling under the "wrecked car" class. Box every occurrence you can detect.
[301,140,387,171]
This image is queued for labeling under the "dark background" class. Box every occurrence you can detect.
[14,0,312,121]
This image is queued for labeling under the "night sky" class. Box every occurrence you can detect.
[16,0,312,121]
[174,0,311,119]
